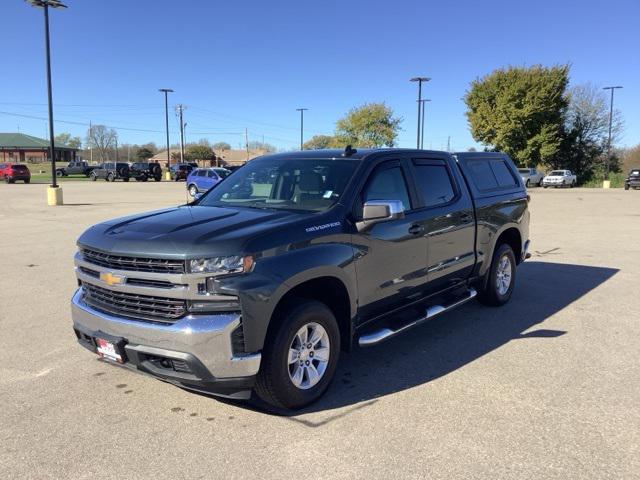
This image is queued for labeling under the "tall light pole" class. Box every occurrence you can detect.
[26,0,67,205]
[410,77,431,149]
[418,99,431,149]
[159,88,173,176]
[296,108,308,150]
[603,86,623,180]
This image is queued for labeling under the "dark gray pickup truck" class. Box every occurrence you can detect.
[71,148,530,409]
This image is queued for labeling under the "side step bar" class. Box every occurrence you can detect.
[358,288,477,347]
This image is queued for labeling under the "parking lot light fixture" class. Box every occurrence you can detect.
[296,108,308,150]
[26,0,67,205]
[159,88,174,179]
[410,77,431,149]
[602,86,623,183]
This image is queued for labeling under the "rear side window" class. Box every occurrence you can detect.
[466,158,518,191]
[207,170,217,178]
[412,162,456,207]
[363,165,411,211]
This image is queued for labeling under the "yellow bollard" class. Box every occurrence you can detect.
[602,180,611,189]
[47,186,63,206]
[164,171,171,181]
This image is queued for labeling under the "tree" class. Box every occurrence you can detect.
[622,145,640,173]
[185,145,214,163]
[86,125,117,161]
[247,141,277,153]
[303,135,337,150]
[556,84,624,181]
[212,141,231,150]
[136,147,155,161]
[334,103,402,147]
[464,65,569,166]
[55,132,81,149]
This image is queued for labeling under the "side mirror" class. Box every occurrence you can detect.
[356,200,405,232]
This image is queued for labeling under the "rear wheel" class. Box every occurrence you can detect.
[624,184,630,190]
[56,169,65,177]
[477,243,517,306]
[538,179,543,187]
[154,175,161,182]
[90,172,97,181]
[255,300,340,410]
[107,173,114,182]
[24,179,30,184]
[123,177,130,182]
[525,179,530,188]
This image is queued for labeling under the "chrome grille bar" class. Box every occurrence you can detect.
[81,248,185,274]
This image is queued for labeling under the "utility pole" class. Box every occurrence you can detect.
[89,120,93,163]
[418,99,431,149]
[447,136,451,152]
[127,143,130,162]
[602,86,623,180]
[245,128,249,160]
[114,136,118,162]
[296,108,308,149]
[158,88,173,175]
[410,77,431,149]
[176,104,186,164]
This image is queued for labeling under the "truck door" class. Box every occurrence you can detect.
[352,159,428,321]
[409,157,476,294]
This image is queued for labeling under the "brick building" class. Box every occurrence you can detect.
[0,132,78,163]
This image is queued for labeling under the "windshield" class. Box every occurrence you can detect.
[549,171,565,176]
[197,157,359,212]
[214,168,230,178]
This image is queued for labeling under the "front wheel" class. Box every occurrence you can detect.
[123,177,130,182]
[188,184,198,197]
[56,169,65,177]
[477,243,517,306]
[624,184,630,190]
[106,173,114,182]
[90,172,97,181]
[525,179,530,188]
[255,300,340,410]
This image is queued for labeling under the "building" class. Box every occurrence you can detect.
[0,133,78,163]
[148,148,266,168]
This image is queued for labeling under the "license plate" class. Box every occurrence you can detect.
[96,337,125,364]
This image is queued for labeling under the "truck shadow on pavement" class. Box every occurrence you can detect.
[285,261,618,420]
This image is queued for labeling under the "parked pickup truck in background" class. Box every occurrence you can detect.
[624,168,640,190]
[56,160,97,177]
[518,167,544,187]
[542,169,577,188]
[71,148,530,410]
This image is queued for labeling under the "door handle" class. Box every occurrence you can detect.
[408,224,425,235]
[460,213,473,224]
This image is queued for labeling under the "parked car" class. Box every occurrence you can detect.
[186,167,230,197]
[89,162,131,182]
[624,168,640,190]
[71,148,530,410]
[542,169,577,188]
[56,160,97,177]
[0,163,31,183]
[518,167,544,187]
[130,161,162,182]
[169,163,195,181]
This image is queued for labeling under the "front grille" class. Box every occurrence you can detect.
[126,278,181,289]
[81,281,187,323]
[81,248,185,274]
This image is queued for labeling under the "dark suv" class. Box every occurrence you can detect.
[624,168,640,190]
[90,162,131,182]
[170,163,196,181]
[130,162,163,182]
[71,148,530,410]
[0,163,31,183]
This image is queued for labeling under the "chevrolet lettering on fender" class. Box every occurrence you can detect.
[71,147,530,410]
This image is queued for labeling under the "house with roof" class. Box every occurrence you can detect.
[148,147,266,167]
[0,132,78,163]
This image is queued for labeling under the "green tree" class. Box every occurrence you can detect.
[464,65,569,166]
[55,132,81,149]
[334,103,402,148]
[247,141,277,153]
[303,135,337,150]
[212,141,231,150]
[185,145,214,162]
[136,147,155,161]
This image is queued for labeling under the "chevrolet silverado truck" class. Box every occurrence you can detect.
[56,160,96,177]
[71,148,530,409]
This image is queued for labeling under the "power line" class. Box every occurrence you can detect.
[0,110,164,133]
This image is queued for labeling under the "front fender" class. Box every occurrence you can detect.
[214,242,357,352]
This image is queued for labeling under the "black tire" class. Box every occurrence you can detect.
[477,243,517,307]
[525,179,530,188]
[154,175,161,182]
[56,169,65,177]
[188,184,198,197]
[123,177,130,182]
[24,179,30,184]
[543,185,548,189]
[255,300,340,410]
[90,172,97,181]
[624,184,629,190]
[107,173,114,182]
[571,180,576,188]
[5,176,13,184]
[538,179,543,187]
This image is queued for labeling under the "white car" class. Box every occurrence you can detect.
[542,169,577,188]
[518,167,544,187]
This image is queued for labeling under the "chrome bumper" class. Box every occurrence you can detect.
[71,288,261,379]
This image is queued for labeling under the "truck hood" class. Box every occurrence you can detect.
[77,205,306,258]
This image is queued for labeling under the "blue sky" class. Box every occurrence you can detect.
[1,0,639,151]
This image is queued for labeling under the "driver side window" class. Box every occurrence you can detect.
[363,165,411,211]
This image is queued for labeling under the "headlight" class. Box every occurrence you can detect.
[188,255,254,274]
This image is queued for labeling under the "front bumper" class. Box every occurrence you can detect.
[71,288,261,399]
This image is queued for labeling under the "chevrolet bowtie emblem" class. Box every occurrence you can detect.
[100,272,126,286]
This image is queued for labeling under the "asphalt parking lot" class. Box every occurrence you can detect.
[1,182,639,479]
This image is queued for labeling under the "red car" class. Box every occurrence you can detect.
[0,163,31,184]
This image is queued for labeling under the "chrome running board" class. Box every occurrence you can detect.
[358,288,477,347]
